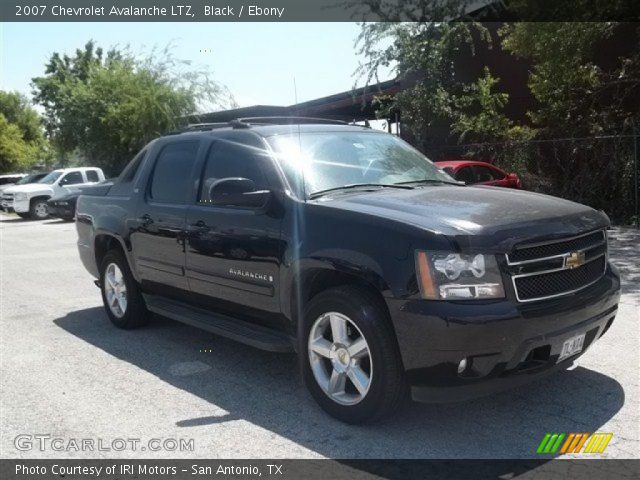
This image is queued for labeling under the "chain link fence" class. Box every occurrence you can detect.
[425,132,640,226]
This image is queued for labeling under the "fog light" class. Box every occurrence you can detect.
[457,358,467,374]
[440,283,504,299]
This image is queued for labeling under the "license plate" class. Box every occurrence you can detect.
[558,333,586,362]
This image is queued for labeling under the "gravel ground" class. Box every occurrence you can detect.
[1,213,638,459]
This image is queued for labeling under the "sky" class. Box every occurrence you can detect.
[1,22,393,111]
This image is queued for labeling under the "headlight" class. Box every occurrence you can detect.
[415,251,505,300]
[14,193,27,201]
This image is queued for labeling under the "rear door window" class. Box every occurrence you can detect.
[86,170,100,182]
[149,141,200,204]
[109,150,148,196]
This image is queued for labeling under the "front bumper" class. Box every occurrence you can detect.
[1,198,14,212]
[12,198,29,213]
[387,262,621,403]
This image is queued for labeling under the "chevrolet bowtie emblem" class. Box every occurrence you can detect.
[566,251,586,269]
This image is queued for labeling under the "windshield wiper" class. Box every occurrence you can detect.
[309,183,414,199]
[395,179,464,187]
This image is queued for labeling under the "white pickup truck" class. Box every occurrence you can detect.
[2,167,105,219]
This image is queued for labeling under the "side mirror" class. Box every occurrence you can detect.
[208,177,271,208]
[507,173,522,188]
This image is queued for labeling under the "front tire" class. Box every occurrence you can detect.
[29,199,49,219]
[302,286,407,424]
[100,250,150,329]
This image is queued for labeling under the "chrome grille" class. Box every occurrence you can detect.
[508,230,607,302]
[508,230,605,263]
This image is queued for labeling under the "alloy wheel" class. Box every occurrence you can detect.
[34,202,48,219]
[104,263,128,318]
[308,312,373,405]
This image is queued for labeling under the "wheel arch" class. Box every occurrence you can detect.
[29,195,52,209]
[94,233,139,283]
[28,195,52,218]
[287,260,393,341]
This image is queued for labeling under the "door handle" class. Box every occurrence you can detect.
[138,214,153,226]
[189,220,210,233]
[154,227,187,246]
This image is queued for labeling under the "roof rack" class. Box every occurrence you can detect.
[169,117,350,135]
[183,123,230,131]
[231,116,348,128]
[166,123,230,135]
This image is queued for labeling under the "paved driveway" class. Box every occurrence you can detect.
[0,214,638,459]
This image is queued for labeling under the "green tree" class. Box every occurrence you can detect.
[0,92,48,172]
[501,22,640,136]
[0,91,44,143]
[356,4,640,141]
[354,1,640,221]
[32,41,235,174]
[356,21,514,148]
[0,115,31,172]
[500,22,640,221]
[32,42,121,155]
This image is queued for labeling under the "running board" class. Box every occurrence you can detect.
[144,295,294,352]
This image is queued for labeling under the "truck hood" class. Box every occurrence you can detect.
[320,185,609,251]
[4,183,54,195]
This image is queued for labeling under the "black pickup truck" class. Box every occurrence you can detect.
[75,118,621,423]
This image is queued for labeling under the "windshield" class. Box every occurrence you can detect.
[267,131,455,197]
[38,171,62,185]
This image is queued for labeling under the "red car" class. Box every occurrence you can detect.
[435,160,522,189]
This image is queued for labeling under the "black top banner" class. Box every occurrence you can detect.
[2,0,640,22]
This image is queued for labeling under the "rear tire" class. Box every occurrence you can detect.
[29,198,49,219]
[100,250,150,329]
[302,285,407,424]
